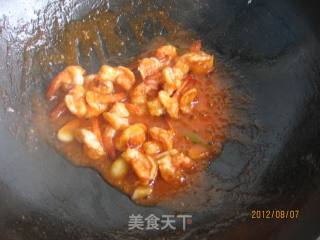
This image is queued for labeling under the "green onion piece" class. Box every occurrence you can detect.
[184,131,208,146]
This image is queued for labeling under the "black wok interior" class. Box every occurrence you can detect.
[0,0,320,239]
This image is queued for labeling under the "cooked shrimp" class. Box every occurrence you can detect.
[144,71,162,90]
[122,148,157,185]
[158,91,179,119]
[98,65,135,90]
[143,141,162,155]
[84,74,115,101]
[84,74,97,86]
[101,80,115,93]
[57,119,81,142]
[84,106,105,118]
[184,52,214,75]
[76,129,105,159]
[173,75,195,98]
[103,102,129,130]
[89,81,114,95]
[162,67,184,95]
[125,103,146,116]
[47,42,222,204]
[102,126,117,159]
[157,154,176,182]
[155,44,177,60]
[91,117,103,144]
[180,88,198,114]
[46,65,85,100]
[115,123,147,151]
[157,151,192,182]
[97,65,119,82]
[85,91,109,112]
[149,127,174,150]
[173,57,190,76]
[109,102,130,117]
[130,83,150,116]
[103,113,129,130]
[171,152,193,169]
[86,91,126,112]
[147,98,165,117]
[116,66,135,90]
[173,50,214,76]
[138,57,162,79]
[131,83,149,106]
[64,85,87,118]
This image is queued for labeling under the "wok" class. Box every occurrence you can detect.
[0,0,320,239]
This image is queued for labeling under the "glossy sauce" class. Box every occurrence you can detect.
[42,70,230,205]
[32,3,232,205]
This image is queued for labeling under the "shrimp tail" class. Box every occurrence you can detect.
[46,71,69,100]
[50,101,67,121]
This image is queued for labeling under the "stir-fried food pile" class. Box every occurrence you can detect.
[46,41,229,203]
